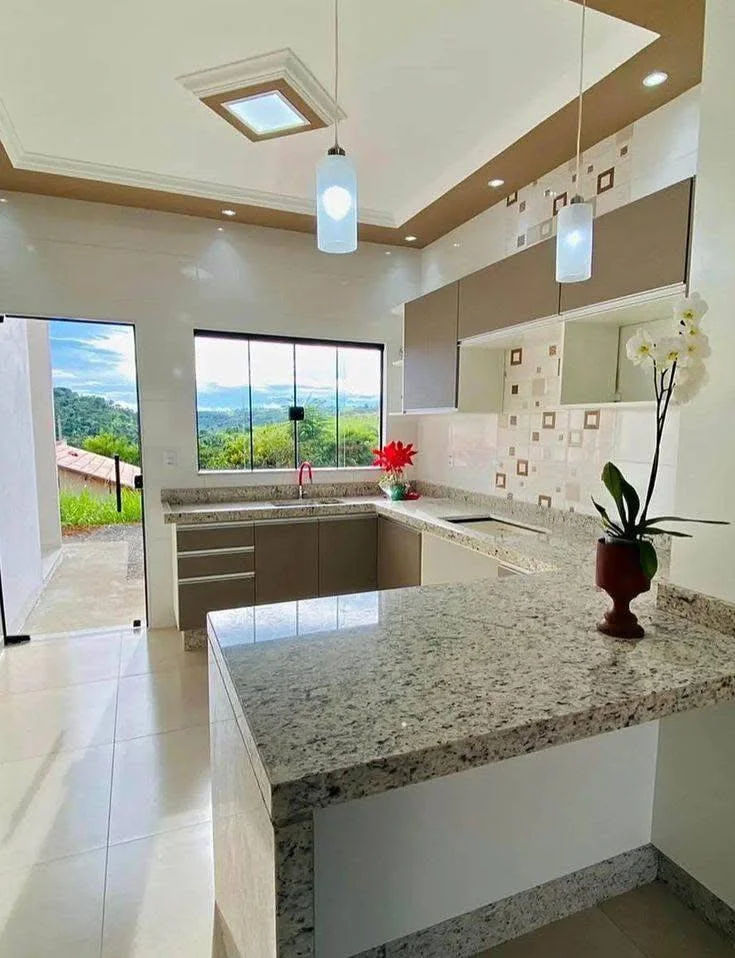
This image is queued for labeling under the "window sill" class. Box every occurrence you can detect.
[196,466,381,477]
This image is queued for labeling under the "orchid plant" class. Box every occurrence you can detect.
[593,294,725,579]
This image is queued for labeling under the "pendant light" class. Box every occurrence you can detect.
[556,0,593,283]
[316,0,358,254]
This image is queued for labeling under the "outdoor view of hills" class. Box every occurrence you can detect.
[50,321,382,472]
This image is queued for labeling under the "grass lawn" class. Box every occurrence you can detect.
[59,488,142,528]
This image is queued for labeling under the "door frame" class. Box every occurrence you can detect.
[0,311,149,639]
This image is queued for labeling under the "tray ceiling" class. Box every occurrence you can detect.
[0,0,702,246]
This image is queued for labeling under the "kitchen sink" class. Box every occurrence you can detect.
[266,498,344,507]
[445,516,547,537]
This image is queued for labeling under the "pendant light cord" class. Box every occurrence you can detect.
[333,0,340,149]
[574,0,588,192]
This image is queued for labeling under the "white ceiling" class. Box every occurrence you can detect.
[0,0,655,226]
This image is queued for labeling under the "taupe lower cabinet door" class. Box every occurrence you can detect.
[403,282,459,412]
[377,517,422,590]
[458,238,559,340]
[560,178,694,312]
[255,521,319,605]
[318,516,378,596]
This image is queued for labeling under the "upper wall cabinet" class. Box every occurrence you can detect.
[560,178,694,313]
[458,237,559,341]
[403,281,459,412]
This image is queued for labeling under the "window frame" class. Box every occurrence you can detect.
[193,329,385,473]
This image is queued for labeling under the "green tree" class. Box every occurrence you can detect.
[82,432,141,466]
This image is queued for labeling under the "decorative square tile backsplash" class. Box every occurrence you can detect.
[416,322,680,517]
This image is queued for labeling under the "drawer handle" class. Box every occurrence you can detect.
[178,546,255,558]
[179,571,256,585]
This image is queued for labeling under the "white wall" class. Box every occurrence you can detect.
[26,321,62,556]
[653,701,735,909]
[669,0,735,604]
[0,195,420,626]
[0,318,44,634]
[314,722,659,957]
[651,0,735,915]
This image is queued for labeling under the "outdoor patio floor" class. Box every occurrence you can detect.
[22,525,146,635]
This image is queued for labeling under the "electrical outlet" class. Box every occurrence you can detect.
[163,449,178,467]
[448,454,454,467]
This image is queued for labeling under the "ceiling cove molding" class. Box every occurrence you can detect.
[176,48,346,126]
[6,150,394,227]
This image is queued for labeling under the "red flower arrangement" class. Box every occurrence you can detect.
[372,441,417,499]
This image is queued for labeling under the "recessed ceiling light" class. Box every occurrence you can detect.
[405,235,417,242]
[488,178,505,188]
[221,209,236,217]
[0,197,7,204]
[385,250,392,256]
[453,242,461,248]
[642,70,669,88]
[217,226,224,232]
[224,90,309,136]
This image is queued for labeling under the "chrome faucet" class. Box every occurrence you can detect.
[298,461,313,500]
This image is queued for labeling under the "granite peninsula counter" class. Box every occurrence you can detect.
[204,494,735,957]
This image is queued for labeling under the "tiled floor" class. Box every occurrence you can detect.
[0,626,213,958]
[1,627,731,958]
[478,883,734,957]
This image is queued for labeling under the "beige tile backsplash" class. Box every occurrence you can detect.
[416,323,680,518]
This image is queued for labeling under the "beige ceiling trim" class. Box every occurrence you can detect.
[0,0,703,248]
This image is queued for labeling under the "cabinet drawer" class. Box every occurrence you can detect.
[178,549,255,580]
[177,574,255,631]
[177,523,254,553]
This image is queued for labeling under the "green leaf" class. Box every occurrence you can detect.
[638,540,658,580]
[601,462,640,532]
[644,528,693,538]
[643,516,729,527]
[591,498,624,535]
[601,462,627,528]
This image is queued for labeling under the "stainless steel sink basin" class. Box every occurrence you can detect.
[267,498,344,507]
[445,516,546,537]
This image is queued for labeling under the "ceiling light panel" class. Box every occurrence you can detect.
[225,91,309,136]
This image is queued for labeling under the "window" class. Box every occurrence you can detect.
[194,332,383,472]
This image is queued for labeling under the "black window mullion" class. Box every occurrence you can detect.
[335,347,341,468]
[247,338,254,472]
[292,342,298,468]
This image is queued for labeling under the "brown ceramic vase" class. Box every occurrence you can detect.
[596,538,651,639]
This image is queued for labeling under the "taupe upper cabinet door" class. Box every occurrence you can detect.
[403,282,459,412]
[318,516,378,596]
[458,238,559,340]
[560,178,694,313]
[255,521,319,605]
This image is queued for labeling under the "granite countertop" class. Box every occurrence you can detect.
[205,492,735,825]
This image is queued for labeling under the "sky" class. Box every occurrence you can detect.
[49,320,138,408]
[48,320,382,413]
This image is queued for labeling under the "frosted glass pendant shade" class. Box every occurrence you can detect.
[556,200,593,283]
[316,150,358,254]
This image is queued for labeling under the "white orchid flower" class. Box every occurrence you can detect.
[683,333,711,360]
[654,335,692,369]
[626,328,656,365]
[674,294,708,329]
[673,362,707,404]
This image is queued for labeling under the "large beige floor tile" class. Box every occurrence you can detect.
[601,882,734,957]
[0,744,113,872]
[119,627,206,677]
[478,907,645,957]
[0,848,106,958]
[115,665,208,740]
[0,679,118,764]
[0,632,121,696]
[109,725,211,844]
[102,822,215,958]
